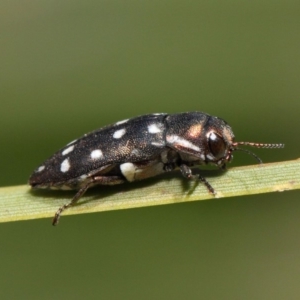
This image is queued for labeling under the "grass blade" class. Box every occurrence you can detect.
[0,159,299,223]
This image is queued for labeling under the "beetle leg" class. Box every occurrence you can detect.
[179,164,216,195]
[52,175,125,226]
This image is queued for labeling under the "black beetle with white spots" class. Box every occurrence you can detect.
[29,112,284,225]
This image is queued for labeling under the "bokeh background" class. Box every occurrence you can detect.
[1,1,300,299]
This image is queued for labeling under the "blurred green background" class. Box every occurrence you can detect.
[1,1,300,299]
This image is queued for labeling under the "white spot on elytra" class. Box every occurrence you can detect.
[90,149,103,160]
[80,174,88,180]
[62,145,74,156]
[116,119,129,125]
[166,135,200,152]
[37,165,45,172]
[148,123,162,134]
[120,162,136,182]
[60,158,71,173]
[113,128,126,139]
[67,139,77,146]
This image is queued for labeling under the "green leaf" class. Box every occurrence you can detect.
[0,159,299,224]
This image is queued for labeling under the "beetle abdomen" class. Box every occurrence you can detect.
[29,113,168,188]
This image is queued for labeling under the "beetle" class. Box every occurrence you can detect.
[29,112,284,225]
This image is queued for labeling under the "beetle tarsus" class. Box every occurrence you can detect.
[52,184,91,226]
[179,164,216,195]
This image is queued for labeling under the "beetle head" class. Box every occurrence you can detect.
[205,118,284,167]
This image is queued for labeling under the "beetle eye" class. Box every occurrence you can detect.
[208,132,226,160]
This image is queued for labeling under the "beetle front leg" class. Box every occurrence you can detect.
[52,175,125,226]
[179,164,216,195]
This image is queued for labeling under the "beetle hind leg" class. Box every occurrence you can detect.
[52,175,125,226]
[179,164,216,195]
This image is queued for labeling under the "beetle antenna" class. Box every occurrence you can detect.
[233,142,284,149]
[232,142,284,164]
[234,148,263,164]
